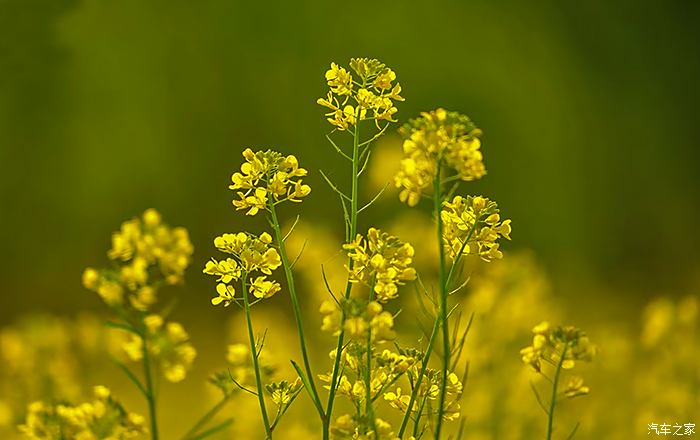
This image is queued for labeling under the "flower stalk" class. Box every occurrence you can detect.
[268,200,326,420]
[141,331,159,440]
[433,160,450,439]
[324,107,362,439]
[242,274,273,439]
[547,343,569,440]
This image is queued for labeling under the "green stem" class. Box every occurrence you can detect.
[141,333,159,440]
[433,161,450,439]
[364,281,378,438]
[323,108,362,440]
[547,343,570,440]
[412,393,430,438]
[181,393,234,440]
[397,312,439,438]
[268,203,326,421]
[242,275,273,439]
[397,203,479,439]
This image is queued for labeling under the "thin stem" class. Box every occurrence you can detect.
[181,393,234,440]
[141,332,159,440]
[397,313,439,438]
[242,275,273,439]
[434,161,450,439]
[324,107,362,440]
[547,343,570,440]
[364,280,378,438]
[412,393,430,438]
[397,196,479,439]
[268,202,325,421]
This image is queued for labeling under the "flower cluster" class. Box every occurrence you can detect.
[394,108,484,206]
[319,299,397,343]
[343,228,417,302]
[520,322,597,398]
[317,58,404,131]
[204,232,282,306]
[441,195,512,261]
[319,347,418,412]
[384,367,463,422]
[122,315,196,382]
[18,386,145,439]
[82,209,193,311]
[229,149,311,215]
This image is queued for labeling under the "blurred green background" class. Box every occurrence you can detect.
[2,0,700,325]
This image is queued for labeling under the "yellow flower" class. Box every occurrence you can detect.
[233,187,268,215]
[520,322,597,395]
[229,149,311,214]
[96,281,124,306]
[249,276,281,299]
[343,227,416,302]
[562,376,590,398]
[81,268,99,290]
[203,258,241,283]
[212,232,281,274]
[82,210,193,311]
[394,109,484,205]
[212,283,235,307]
[318,58,404,130]
[325,62,354,96]
[122,315,196,383]
[441,195,512,261]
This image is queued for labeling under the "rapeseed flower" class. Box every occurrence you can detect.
[229,149,310,215]
[441,195,512,261]
[394,108,484,206]
[318,58,404,131]
[343,228,416,302]
[82,209,193,312]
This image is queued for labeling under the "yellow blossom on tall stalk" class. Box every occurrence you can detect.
[81,210,196,440]
[394,108,484,207]
[390,107,511,438]
[441,195,512,262]
[229,149,311,215]
[204,232,282,307]
[520,322,597,440]
[343,227,417,302]
[317,58,404,131]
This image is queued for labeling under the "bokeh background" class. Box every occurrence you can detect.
[1,0,699,438]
